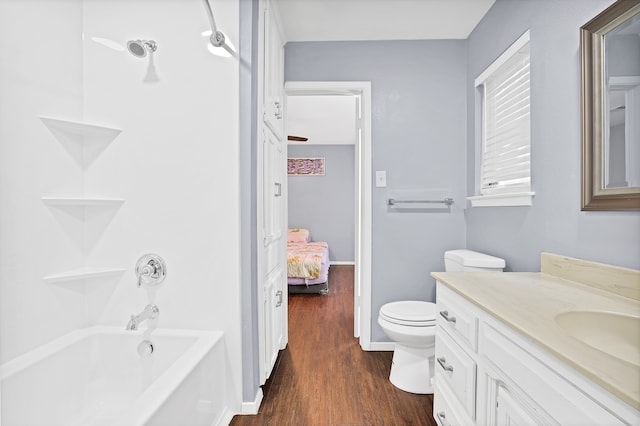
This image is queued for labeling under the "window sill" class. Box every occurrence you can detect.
[467,192,535,207]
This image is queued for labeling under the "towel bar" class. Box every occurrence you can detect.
[387,198,454,206]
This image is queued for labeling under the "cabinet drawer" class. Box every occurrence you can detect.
[436,283,478,352]
[435,328,476,420]
[433,382,472,426]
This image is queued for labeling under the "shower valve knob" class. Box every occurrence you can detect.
[135,254,167,288]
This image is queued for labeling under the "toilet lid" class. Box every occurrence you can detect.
[380,301,436,326]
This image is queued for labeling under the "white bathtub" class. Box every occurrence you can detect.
[0,326,231,426]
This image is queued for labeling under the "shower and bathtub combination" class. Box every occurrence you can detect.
[1,254,231,426]
[0,0,243,424]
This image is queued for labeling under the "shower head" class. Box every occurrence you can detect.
[127,40,157,58]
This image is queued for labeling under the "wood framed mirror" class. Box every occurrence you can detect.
[581,0,640,210]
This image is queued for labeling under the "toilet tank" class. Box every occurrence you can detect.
[444,249,505,272]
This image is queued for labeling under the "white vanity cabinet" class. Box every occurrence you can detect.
[434,282,636,426]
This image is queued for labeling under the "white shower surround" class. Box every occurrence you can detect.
[0,0,242,416]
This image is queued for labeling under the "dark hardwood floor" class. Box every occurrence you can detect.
[231,265,437,426]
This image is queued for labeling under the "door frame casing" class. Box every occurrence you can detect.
[284,81,373,350]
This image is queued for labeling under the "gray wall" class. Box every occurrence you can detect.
[288,145,355,262]
[286,40,468,342]
[465,0,640,271]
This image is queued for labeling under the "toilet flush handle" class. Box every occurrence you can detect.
[439,310,456,324]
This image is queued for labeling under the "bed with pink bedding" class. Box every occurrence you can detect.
[287,229,330,294]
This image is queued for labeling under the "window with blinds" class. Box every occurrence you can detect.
[476,31,531,197]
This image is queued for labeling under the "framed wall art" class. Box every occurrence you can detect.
[287,157,325,176]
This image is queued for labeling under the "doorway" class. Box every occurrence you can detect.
[284,81,373,349]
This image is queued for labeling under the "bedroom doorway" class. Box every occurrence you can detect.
[284,81,373,349]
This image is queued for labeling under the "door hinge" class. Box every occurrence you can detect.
[275,290,283,307]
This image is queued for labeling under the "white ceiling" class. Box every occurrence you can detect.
[275,0,496,42]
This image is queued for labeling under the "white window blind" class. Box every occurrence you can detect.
[476,32,531,196]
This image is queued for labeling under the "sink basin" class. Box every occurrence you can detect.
[555,310,640,366]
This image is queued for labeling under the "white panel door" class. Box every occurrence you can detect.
[257,0,287,384]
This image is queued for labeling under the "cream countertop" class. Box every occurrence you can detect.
[431,270,640,411]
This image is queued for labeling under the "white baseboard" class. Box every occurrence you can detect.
[240,388,263,415]
[330,261,355,265]
[368,341,395,351]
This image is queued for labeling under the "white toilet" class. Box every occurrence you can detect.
[378,249,505,394]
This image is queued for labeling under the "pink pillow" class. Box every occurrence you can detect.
[288,228,311,243]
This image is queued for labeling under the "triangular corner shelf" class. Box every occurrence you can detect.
[44,267,126,284]
[40,116,122,142]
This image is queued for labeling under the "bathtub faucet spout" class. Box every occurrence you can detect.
[126,304,159,331]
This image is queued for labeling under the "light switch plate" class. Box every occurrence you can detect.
[375,170,387,188]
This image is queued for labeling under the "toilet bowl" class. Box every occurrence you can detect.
[378,249,505,394]
[378,301,436,394]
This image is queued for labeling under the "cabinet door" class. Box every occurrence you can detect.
[259,126,287,382]
[263,266,285,378]
[494,384,539,426]
[263,1,284,139]
[262,273,275,377]
[262,128,284,275]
